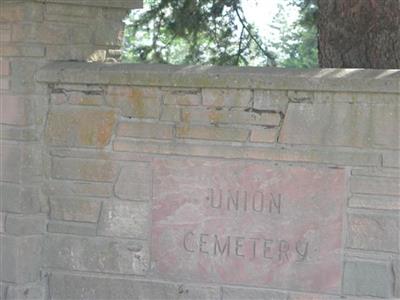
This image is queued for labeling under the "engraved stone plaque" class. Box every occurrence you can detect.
[151,158,345,293]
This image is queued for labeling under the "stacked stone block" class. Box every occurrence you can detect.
[0,1,141,299]
[34,63,400,299]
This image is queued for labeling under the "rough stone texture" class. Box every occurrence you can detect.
[222,286,288,300]
[202,88,252,107]
[346,213,399,253]
[0,95,29,126]
[343,261,392,298]
[250,128,277,143]
[50,273,220,300]
[5,214,46,235]
[117,121,174,139]
[348,195,400,210]
[152,158,345,293]
[6,282,45,300]
[47,221,97,236]
[0,143,21,183]
[0,183,41,213]
[44,235,149,275]
[181,107,281,126]
[0,236,42,284]
[43,180,113,198]
[280,103,400,149]
[52,157,118,182]
[383,151,400,168]
[114,163,151,201]
[49,197,101,223]
[106,86,161,119]
[176,126,249,142]
[98,201,149,239]
[45,109,116,148]
[0,212,5,233]
[163,88,201,106]
[350,176,400,196]
[161,105,181,122]
[253,90,289,112]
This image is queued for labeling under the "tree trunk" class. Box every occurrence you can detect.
[317,0,400,68]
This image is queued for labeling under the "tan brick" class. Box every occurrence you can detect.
[254,90,289,112]
[182,107,281,126]
[0,95,29,126]
[160,105,181,122]
[67,92,104,106]
[0,59,10,76]
[349,195,400,210]
[45,109,116,148]
[106,86,161,119]
[202,88,252,107]
[346,213,399,252]
[117,122,174,140]
[250,128,277,143]
[280,103,400,149]
[52,157,118,182]
[176,126,249,142]
[50,197,101,223]
[163,88,201,105]
[350,176,400,196]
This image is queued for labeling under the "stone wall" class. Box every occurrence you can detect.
[1,1,399,299]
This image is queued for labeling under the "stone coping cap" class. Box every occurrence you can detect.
[28,0,143,9]
[36,62,400,94]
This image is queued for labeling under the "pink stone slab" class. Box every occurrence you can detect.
[151,158,345,293]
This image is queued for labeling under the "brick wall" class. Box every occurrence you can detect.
[0,1,141,299]
[1,1,399,299]
[33,63,399,300]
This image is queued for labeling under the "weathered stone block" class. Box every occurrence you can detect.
[0,235,42,284]
[117,122,174,140]
[0,78,10,90]
[43,180,113,198]
[6,282,45,300]
[49,273,220,300]
[0,183,41,213]
[0,95,29,126]
[114,163,151,201]
[254,90,289,112]
[50,197,101,223]
[182,107,281,126]
[0,212,5,233]
[176,126,249,142]
[106,86,161,119]
[250,128,277,143]
[0,143,21,183]
[5,214,46,236]
[52,157,118,182]
[0,282,6,300]
[98,201,149,239]
[0,28,11,42]
[0,2,43,22]
[160,105,181,122]
[223,286,288,300]
[348,195,400,211]
[350,176,400,196]
[383,151,400,168]
[67,92,104,106]
[343,261,392,298]
[163,88,201,106]
[44,235,149,275]
[202,88,252,107]
[280,103,400,149]
[0,45,45,57]
[46,109,116,148]
[347,213,399,252]
[48,221,97,236]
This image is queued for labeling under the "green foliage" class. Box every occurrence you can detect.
[272,0,318,68]
[123,0,275,66]
[123,0,318,68]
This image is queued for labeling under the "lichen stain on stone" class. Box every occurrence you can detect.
[208,110,222,125]
[127,88,145,118]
